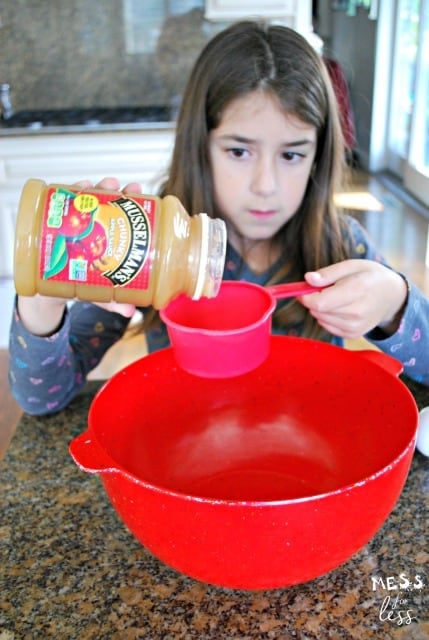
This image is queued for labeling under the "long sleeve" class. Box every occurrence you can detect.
[8,300,130,415]
[366,281,429,385]
[346,217,429,385]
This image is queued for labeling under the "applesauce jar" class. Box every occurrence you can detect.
[14,179,226,309]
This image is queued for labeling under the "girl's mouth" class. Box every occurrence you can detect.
[248,209,276,218]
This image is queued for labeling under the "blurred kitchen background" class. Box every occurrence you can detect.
[0,0,428,344]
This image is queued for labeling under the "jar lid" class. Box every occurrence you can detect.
[192,214,226,300]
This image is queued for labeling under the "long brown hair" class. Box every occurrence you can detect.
[152,21,351,338]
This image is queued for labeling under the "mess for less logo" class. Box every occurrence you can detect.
[371,573,425,626]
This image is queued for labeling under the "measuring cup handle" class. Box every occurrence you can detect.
[267,282,325,299]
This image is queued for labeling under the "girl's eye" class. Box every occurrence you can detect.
[228,147,249,159]
[282,151,304,163]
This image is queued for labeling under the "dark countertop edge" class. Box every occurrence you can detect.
[0,121,176,137]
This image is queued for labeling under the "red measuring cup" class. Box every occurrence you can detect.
[160,280,324,378]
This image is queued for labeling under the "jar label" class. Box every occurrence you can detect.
[39,187,155,290]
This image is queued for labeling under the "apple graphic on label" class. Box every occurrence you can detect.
[67,222,108,269]
[60,207,93,237]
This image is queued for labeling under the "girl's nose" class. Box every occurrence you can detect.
[250,157,276,196]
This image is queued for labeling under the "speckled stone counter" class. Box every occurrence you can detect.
[1,378,428,639]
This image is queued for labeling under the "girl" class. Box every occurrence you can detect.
[9,21,429,415]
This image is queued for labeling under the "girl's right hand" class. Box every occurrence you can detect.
[74,176,143,195]
[17,295,136,338]
[17,294,68,337]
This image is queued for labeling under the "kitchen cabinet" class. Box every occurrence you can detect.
[0,127,175,277]
[205,0,312,33]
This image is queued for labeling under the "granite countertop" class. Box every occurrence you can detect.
[1,377,428,639]
[0,106,176,137]
[0,120,175,137]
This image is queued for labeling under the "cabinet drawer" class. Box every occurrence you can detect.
[205,0,297,20]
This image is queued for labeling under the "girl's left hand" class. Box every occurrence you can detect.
[301,259,408,339]
[73,177,141,319]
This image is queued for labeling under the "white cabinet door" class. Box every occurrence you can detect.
[0,128,175,278]
[0,192,19,278]
[204,1,313,39]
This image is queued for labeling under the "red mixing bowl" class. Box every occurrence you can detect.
[69,337,418,589]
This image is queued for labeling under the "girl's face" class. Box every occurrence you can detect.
[208,90,317,254]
